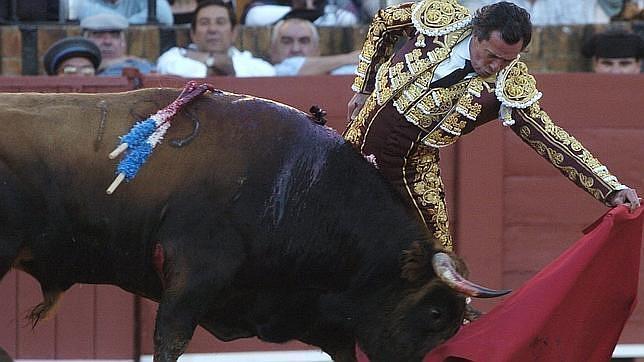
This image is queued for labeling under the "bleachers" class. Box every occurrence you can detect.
[1,21,642,76]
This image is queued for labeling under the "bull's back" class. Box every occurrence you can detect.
[0,88,343,218]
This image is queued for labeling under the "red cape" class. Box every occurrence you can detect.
[358,206,643,362]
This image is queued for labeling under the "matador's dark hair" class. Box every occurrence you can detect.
[471,1,532,49]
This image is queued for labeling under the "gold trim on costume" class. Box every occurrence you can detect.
[352,3,415,93]
[344,93,380,148]
[411,0,471,37]
[407,145,453,250]
[514,101,626,202]
[495,59,542,109]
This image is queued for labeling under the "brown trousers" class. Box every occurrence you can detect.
[344,97,453,250]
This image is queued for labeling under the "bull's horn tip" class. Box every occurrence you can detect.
[476,288,512,298]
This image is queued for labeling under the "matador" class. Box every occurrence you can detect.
[344,0,640,251]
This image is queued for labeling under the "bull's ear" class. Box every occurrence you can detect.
[401,241,431,283]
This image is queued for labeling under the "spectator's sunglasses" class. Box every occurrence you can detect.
[61,65,96,76]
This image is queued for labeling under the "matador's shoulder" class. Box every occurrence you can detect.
[495,59,542,109]
[411,0,472,36]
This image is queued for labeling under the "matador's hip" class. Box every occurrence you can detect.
[343,97,454,250]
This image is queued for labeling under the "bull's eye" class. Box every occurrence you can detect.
[429,307,442,321]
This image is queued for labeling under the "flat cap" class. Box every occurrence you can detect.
[582,30,644,59]
[80,12,129,31]
[43,36,102,75]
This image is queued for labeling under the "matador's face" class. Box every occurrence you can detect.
[470,30,523,78]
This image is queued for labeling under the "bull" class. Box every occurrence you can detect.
[0,87,507,362]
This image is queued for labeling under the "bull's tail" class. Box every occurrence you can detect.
[27,288,63,329]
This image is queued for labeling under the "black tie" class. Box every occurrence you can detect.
[430,59,474,89]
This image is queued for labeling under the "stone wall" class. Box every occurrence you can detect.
[0,21,641,76]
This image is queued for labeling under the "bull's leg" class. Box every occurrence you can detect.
[0,234,24,284]
[0,248,16,281]
[153,285,204,361]
[153,221,245,362]
[0,166,31,282]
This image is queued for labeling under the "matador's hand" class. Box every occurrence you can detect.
[607,188,641,212]
[347,92,369,122]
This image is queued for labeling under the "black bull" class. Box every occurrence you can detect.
[0,88,506,362]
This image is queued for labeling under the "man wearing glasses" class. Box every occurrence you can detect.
[42,36,102,76]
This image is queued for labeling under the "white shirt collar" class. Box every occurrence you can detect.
[452,35,472,64]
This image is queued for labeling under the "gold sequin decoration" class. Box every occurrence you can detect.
[496,61,541,108]
[411,0,470,36]
[352,3,414,93]
[518,125,608,200]
[525,103,614,178]
[408,145,453,250]
[440,112,468,136]
[344,94,379,147]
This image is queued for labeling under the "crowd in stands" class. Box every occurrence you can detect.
[1,0,642,77]
[461,0,643,24]
[2,0,643,24]
[157,0,276,76]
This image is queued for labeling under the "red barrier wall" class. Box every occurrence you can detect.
[0,74,642,358]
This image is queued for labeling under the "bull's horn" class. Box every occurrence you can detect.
[432,252,511,298]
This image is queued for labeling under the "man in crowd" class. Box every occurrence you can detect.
[345,0,640,251]
[157,0,275,77]
[459,0,621,25]
[43,37,102,76]
[81,12,155,76]
[270,17,359,76]
[243,0,359,26]
[582,29,644,74]
[76,0,174,25]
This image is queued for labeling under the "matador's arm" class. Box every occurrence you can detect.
[497,61,630,205]
[510,103,627,203]
[352,2,416,94]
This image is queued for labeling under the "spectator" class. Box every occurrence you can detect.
[270,18,359,75]
[617,0,644,20]
[156,0,275,77]
[459,0,622,25]
[170,0,198,24]
[360,0,410,20]
[243,0,358,26]
[1,0,58,22]
[582,29,644,74]
[43,36,102,76]
[81,12,156,76]
[75,0,174,25]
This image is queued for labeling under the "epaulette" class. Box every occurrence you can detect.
[495,58,542,109]
[411,0,471,37]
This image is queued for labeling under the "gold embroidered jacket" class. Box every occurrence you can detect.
[351,0,626,203]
